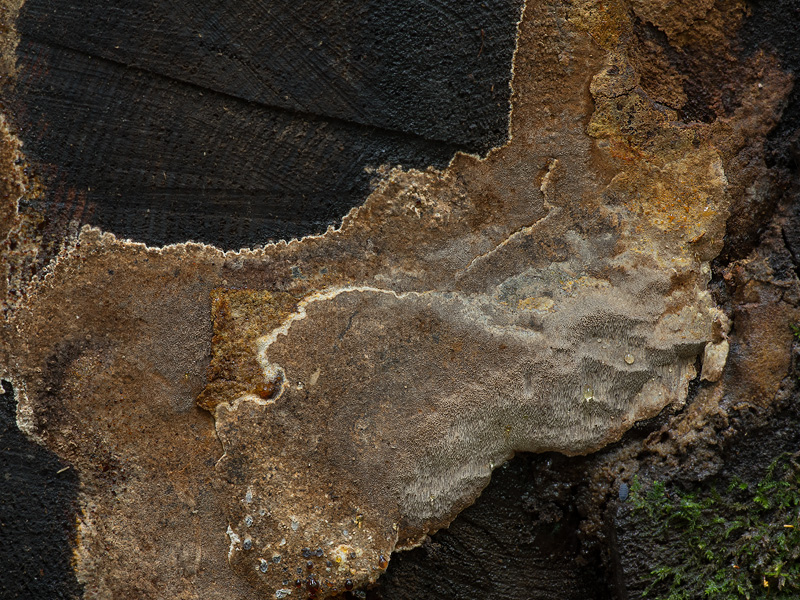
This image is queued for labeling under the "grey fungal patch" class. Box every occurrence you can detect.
[204,36,738,591]
[619,483,629,502]
[259,559,269,573]
[211,176,728,594]
[243,538,252,550]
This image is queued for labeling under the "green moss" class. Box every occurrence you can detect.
[629,453,800,599]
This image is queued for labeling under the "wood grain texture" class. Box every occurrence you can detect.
[7,0,522,248]
[0,380,81,600]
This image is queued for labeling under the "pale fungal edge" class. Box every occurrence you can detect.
[0,374,46,445]
[246,283,558,411]
[226,525,242,561]
[251,285,431,407]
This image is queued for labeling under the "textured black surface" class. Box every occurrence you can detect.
[740,0,800,173]
[6,0,523,249]
[0,380,81,600]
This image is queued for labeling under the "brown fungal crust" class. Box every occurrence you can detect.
[199,1,789,595]
[0,0,792,598]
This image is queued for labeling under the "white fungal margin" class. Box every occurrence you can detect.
[226,525,241,561]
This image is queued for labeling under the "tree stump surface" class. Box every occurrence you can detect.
[1,1,800,599]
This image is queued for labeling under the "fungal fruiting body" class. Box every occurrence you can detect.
[189,7,776,593]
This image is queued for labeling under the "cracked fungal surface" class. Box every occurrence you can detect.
[0,0,793,598]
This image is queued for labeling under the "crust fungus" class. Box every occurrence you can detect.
[195,5,790,595]
[1,0,792,598]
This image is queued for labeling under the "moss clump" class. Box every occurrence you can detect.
[630,453,800,599]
